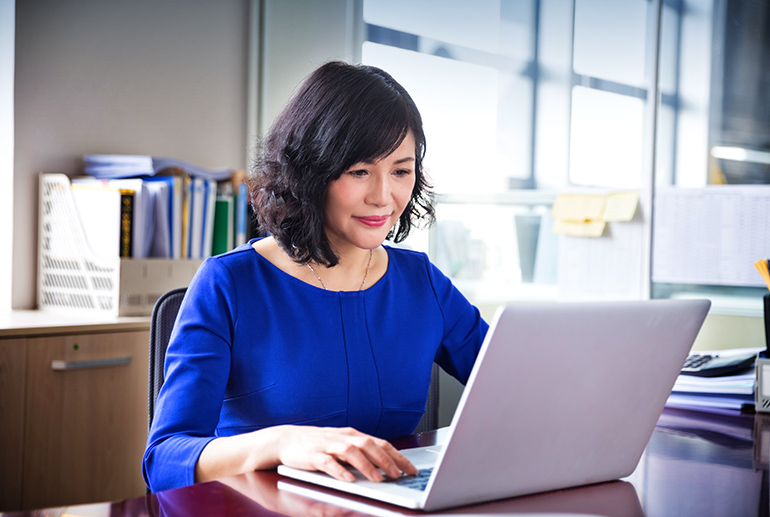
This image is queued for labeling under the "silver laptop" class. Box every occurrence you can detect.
[277,299,710,512]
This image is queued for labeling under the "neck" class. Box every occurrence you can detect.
[307,247,375,291]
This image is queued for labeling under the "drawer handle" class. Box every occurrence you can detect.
[51,356,132,371]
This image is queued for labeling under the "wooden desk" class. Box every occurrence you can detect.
[3,408,769,516]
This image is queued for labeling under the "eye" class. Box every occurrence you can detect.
[346,169,368,178]
[393,168,413,177]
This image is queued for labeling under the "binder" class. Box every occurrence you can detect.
[201,179,217,258]
[235,181,249,246]
[181,176,193,258]
[145,181,171,258]
[212,183,234,256]
[144,174,183,258]
[189,177,205,259]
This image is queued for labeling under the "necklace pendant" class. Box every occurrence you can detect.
[306,249,373,291]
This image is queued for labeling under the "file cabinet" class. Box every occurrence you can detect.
[0,318,149,512]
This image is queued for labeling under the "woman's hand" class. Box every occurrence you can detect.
[196,425,418,485]
[274,425,418,483]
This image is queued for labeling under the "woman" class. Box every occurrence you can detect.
[143,61,489,493]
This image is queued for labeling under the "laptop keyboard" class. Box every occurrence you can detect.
[385,468,434,491]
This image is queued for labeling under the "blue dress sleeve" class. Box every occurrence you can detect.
[425,258,489,384]
[142,258,237,492]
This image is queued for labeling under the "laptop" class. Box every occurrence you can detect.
[277,299,710,512]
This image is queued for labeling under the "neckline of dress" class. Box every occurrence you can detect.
[248,239,391,293]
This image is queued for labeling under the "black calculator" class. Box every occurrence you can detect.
[680,352,757,377]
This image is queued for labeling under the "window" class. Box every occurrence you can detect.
[362,0,770,315]
[362,0,653,303]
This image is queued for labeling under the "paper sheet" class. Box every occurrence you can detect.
[551,191,638,236]
[557,218,645,300]
[652,186,770,287]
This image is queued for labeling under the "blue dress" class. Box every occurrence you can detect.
[143,240,488,492]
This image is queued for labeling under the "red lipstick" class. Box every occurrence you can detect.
[356,215,389,227]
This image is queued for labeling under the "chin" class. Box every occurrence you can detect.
[355,234,390,250]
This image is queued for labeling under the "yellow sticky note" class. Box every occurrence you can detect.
[602,192,639,222]
[553,220,606,237]
[551,194,606,222]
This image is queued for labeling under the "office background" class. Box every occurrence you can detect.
[1,0,769,511]
[4,0,769,331]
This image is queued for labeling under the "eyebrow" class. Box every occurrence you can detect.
[352,155,415,168]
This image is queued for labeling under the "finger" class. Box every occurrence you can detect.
[345,434,406,479]
[337,430,417,478]
[329,441,385,482]
[390,449,419,477]
[356,439,406,479]
[362,438,418,477]
[312,453,356,482]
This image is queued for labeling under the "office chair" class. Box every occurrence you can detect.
[148,287,187,428]
[147,287,439,432]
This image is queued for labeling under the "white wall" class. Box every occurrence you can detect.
[260,0,362,133]
[13,0,250,309]
[0,0,14,314]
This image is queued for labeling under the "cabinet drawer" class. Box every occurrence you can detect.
[22,330,149,510]
[0,338,27,511]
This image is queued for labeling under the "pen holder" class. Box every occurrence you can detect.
[756,294,770,413]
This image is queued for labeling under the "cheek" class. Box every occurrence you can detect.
[396,179,417,208]
[325,182,357,215]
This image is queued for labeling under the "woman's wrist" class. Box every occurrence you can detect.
[245,425,286,471]
[195,426,287,483]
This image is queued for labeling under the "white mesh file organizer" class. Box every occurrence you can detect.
[38,173,121,314]
[38,173,204,316]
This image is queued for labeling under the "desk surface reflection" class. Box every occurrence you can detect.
[4,408,768,517]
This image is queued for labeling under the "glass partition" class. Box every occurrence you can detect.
[651,0,770,316]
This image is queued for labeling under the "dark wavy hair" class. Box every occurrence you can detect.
[249,61,435,267]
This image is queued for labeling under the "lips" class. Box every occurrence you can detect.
[355,215,390,227]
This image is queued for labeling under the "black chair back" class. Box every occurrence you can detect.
[148,287,187,428]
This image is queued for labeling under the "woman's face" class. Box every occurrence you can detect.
[323,132,417,254]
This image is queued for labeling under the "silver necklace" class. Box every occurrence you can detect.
[307,249,373,291]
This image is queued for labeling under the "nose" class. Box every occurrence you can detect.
[366,172,391,207]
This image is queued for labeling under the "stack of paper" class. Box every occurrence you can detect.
[84,154,234,182]
[666,348,763,411]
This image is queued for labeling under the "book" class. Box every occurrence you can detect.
[119,189,135,258]
[189,177,205,259]
[201,179,217,259]
[144,174,183,258]
[182,175,193,258]
[212,183,234,256]
[234,179,248,247]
